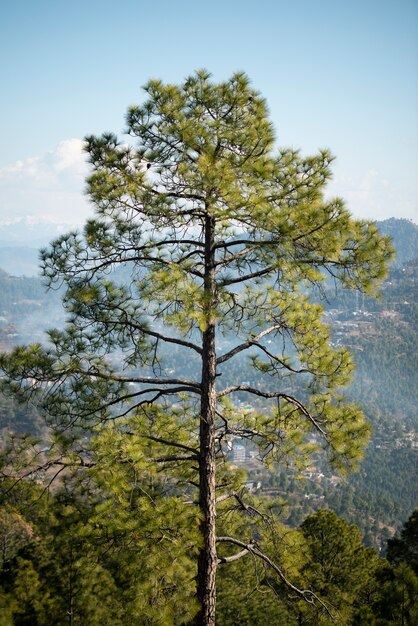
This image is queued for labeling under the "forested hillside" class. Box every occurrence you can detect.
[0,269,62,351]
[377,218,418,267]
[0,204,416,622]
[0,220,416,547]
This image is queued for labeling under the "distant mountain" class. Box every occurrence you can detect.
[377,218,418,266]
[0,216,415,277]
[0,219,77,248]
[0,268,63,350]
[0,219,78,276]
[0,247,41,277]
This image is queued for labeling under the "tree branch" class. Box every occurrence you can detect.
[220,265,275,286]
[126,322,203,355]
[217,325,283,364]
[213,238,282,251]
[141,434,199,456]
[216,387,327,437]
[151,453,197,463]
[216,536,335,620]
[252,343,310,374]
[217,547,252,564]
[90,370,201,389]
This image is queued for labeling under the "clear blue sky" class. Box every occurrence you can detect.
[1,0,417,230]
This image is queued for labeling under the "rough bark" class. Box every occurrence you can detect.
[196,214,217,625]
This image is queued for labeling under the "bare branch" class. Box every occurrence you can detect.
[124,255,204,278]
[151,454,197,463]
[148,186,205,203]
[136,238,205,249]
[216,536,335,620]
[216,386,327,438]
[220,265,276,286]
[141,434,199,456]
[215,491,270,523]
[214,244,260,267]
[217,548,252,564]
[252,343,310,374]
[213,238,281,251]
[73,386,200,423]
[217,325,283,364]
[90,370,201,389]
[126,322,203,355]
[0,456,97,497]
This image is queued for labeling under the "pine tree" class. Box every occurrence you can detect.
[299,510,382,624]
[387,508,418,574]
[0,70,392,625]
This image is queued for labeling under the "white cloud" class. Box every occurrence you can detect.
[0,139,92,229]
[326,168,418,222]
[0,142,416,243]
[52,138,87,173]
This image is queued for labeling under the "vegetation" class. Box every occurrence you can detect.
[0,71,405,625]
[0,474,416,624]
[377,218,418,267]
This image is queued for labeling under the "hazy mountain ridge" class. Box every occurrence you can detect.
[377,218,418,266]
[0,217,416,277]
[0,219,77,276]
[0,217,416,548]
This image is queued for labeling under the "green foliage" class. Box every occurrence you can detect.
[217,556,298,625]
[1,70,392,463]
[387,509,418,575]
[0,467,415,626]
[0,70,393,622]
[0,506,34,572]
[0,440,199,625]
[299,510,382,624]
[373,563,418,625]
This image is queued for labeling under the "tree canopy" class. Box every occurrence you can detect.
[0,70,393,625]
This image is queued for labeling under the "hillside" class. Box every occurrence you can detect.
[0,218,416,548]
[377,217,418,266]
[0,217,416,277]
[0,270,63,351]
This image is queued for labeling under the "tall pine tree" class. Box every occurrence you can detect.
[0,71,392,624]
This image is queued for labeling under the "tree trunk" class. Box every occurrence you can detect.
[196,214,217,625]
